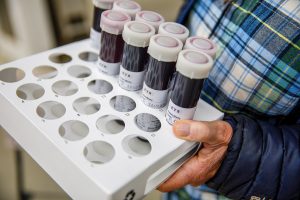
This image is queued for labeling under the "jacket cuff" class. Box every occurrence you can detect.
[206,115,242,190]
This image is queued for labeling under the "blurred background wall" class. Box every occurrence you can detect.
[0,0,183,200]
[0,0,183,64]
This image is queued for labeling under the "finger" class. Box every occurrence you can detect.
[158,145,229,192]
[158,157,198,192]
[173,120,232,145]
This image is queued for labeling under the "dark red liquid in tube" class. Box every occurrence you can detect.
[166,49,214,125]
[142,35,183,109]
[90,1,113,48]
[119,21,155,91]
[92,7,104,32]
[99,32,124,63]
[144,58,176,90]
[122,44,148,72]
[98,10,131,75]
[170,74,204,108]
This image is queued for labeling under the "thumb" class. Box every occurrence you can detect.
[173,120,232,145]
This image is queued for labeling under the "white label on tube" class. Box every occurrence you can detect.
[166,99,196,125]
[119,66,146,91]
[98,58,121,75]
[90,28,101,49]
[142,83,168,108]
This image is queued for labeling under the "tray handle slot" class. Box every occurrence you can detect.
[144,144,200,194]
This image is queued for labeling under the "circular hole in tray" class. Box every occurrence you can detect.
[96,115,125,134]
[88,79,113,94]
[16,83,45,100]
[83,141,115,164]
[32,66,58,79]
[79,51,98,62]
[52,80,78,96]
[122,135,152,157]
[68,65,91,78]
[110,95,136,112]
[73,97,100,115]
[49,53,72,64]
[0,68,25,83]
[36,101,66,119]
[135,113,161,132]
[59,120,89,141]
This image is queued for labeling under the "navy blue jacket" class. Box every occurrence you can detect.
[177,1,300,199]
[207,113,300,200]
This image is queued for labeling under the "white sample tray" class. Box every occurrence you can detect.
[0,39,223,200]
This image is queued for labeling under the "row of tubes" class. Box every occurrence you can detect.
[90,0,217,126]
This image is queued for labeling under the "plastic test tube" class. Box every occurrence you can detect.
[112,0,141,19]
[158,22,189,43]
[119,21,155,91]
[142,34,183,109]
[98,10,131,76]
[90,0,114,48]
[184,36,217,59]
[166,49,214,125]
[135,11,165,33]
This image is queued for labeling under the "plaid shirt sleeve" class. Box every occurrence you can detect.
[165,0,300,199]
[187,0,300,117]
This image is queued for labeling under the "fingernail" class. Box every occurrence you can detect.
[174,121,190,137]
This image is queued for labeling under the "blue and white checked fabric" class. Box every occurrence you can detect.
[187,0,300,117]
[165,0,300,199]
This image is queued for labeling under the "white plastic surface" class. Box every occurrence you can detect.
[148,35,183,62]
[176,49,214,79]
[184,36,217,59]
[135,11,165,32]
[0,39,223,200]
[112,0,141,19]
[122,21,155,47]
[158,22,189,43]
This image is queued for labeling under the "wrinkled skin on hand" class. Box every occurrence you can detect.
[158,120,233,192]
